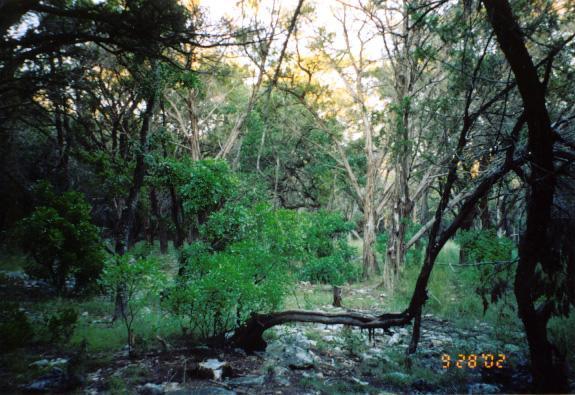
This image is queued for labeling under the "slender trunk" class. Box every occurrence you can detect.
[478,195,492,229]
[187,90,202,161]
[458,205,476,264]
[332,286,342,307]
[169,186,184,248]
[362,180,378,278]
[150,187,168,254]
[113,90,156,321]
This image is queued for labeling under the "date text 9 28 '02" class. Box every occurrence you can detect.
[441,353,506,369]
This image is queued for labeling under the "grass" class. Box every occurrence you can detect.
[384,241,500,325]
[548,313,575,367]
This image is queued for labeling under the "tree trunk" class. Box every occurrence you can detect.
[332,286,342,307]
[384,0,414,287]
[482,0,567,391]
[113,90,156,321]
[169,186,184,249]
[362,188,378,278]
[458,205,477,265]
[186,90,202,161]
[231,310,410,352]
[478,195,492,229]
[150,187,168,254]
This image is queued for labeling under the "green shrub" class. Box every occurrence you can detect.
[299,253,360,285]
[0,303,33,351]
[99,255,167,353]
[456,229,513,263]
[298,211,358,284]
[178,159,238,218]
[45,307,79,344]
[12,182,104,295]
[165,239,289,339]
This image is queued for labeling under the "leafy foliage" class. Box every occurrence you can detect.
[165,240,289,339]
[456,229,516,314]
[165,205,357,337]
[45,307,79,344]
[456,229,513,264]
[0,303,33,351]
[99,255,167,353]
[13,182,104,295]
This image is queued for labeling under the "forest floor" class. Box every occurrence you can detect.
[0,276,552,394]
[1,243,574,394]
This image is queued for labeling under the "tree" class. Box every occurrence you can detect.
[482,0,570,390]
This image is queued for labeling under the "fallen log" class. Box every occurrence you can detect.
[230,309,412,351]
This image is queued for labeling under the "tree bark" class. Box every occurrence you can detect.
[482,0,567,391]
[113,89,156,321]
[114,93,156,254]
[385,0,413,287]
[362,181,378,278]
[231,310,410,352]
[332,286,342,307]
[150,187,168,254]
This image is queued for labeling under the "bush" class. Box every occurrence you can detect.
[456,229,515,314]
[299,254,361,286]
[45,307,79,344]
[99,255,167,354]
[165,240,289,339]
[298,211,358,284]
[456,229,513,263]
[13,182,104,295]
[0,303,33,351]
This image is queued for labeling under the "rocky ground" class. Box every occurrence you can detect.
[1,269,565,394]
[17,314,536,394]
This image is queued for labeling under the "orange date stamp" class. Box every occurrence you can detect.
[441,353,506,369]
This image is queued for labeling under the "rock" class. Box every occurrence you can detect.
[274,375,290,386]
[387,332,402,346]
[198,359,231,381]
[140,383,165,395]
[227,375,265,386]
[23,367,79,392]
[430,338,445,348]
[29,358,69,368]
[170,387,236,395]
[286,348,315,369]
[164,382,182,392]
[267,366,291,386]
[468,383,500,394]
[351,377,369,386]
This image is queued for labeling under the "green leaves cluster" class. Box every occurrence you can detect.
[165,203,357,337]
[99,254,167,352]
[166,239,289,339]
[13,182,104,295]
[456,229,513,264]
